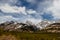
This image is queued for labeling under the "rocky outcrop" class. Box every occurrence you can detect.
[0,21,60,33]
[0,21,38,32]
[45,23,60,33]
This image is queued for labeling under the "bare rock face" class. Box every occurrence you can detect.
[0,21,38,32]
[0,20,60,33]
[45,23,60,33]
[36,20,52,29]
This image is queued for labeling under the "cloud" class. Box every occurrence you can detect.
[0,4,27,15]
[0,0,18,5]
[25,18,42,24]
[27,9,37,14]
[0,0,42,24]
[0,16,14,23]
[34,0,60,20]
[37,0,52,14]
[0,0,58,24]
[47,0,60,19]
[25,0,54,20]
[0,4,38,15]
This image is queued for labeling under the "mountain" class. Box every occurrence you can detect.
[0,20,60,33]
[35,20,60,33]
[44,23,60,33]
[0,21,38,32]
[36,20,54,29]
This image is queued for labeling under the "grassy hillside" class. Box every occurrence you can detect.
[0,30,60,40]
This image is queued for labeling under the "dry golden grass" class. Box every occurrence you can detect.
[0,30,60,40]
[0,35,17,40]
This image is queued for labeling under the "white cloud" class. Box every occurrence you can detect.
[0,0,42,24]
[0,4,27,15]
[0,15,21,23]
[0,0,43,24]
[0,4,42,23]
[25,18,42,24]
[47,0,60,19]
[0,0,18,5]
[0,0,60,24]
[0,16,13,23]
[27,9,37,14]
[0,4,38,15]
[37,0,52,15]
[36,0,60,20]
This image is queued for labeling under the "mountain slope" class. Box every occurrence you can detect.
[44,23,60,33]
[0,21,38,32]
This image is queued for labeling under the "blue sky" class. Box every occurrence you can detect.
[0,0,60,23]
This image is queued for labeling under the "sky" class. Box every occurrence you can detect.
[0,0,60,23]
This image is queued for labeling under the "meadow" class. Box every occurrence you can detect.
[0,30,60,40]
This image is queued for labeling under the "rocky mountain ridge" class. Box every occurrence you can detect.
[0,21,38,32]
[0,20,60,33]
